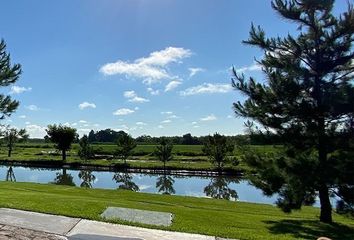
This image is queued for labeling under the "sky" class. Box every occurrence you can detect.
[0,0,349,138]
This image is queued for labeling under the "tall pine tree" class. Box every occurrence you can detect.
[0,39,21,119]
[232,0,353,223]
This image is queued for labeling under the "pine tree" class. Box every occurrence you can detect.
[232,0,353,223]
[0,39,22,119]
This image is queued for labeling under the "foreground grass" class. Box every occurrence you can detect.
[0,182,353,240]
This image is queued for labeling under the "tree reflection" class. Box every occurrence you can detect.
[5,166,16,182]
[52,168,75,186]
[204,176,239,200]
[156,170,175,195]
[113,170,139,191]
[78,170,96,188]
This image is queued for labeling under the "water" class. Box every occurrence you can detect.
[0,165,279,204]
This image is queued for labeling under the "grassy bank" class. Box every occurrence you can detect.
[0,182,352,240]
[0,144,278,172]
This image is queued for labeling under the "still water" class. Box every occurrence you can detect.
[0,165,279,204]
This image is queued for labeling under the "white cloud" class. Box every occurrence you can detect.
[193,125,200,128]
[188,67,205,77]
[235,63,262,73]
[180,83,232,96]
[79,102,96,110]
[158,125,164,129]
[25,124,46,138]
[200,114,217,121]
[161,119,172,124]
[191,121,197,125]
[123,90,149,103]
[123,91,136,98]
[227,115,233,119]
[136,122,147,126]
[113,108,135,116]
[19,115,26,119]
[79,120,87,123]
[165,80,182,92]
[9,86,32,94]
[100,47,192,85]
[26,105,39,111]
[25,121,30,125]
[167,115,179,119]
[147,87,160,95]
[161,111,173,115]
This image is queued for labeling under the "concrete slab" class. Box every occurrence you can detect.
[67,219,215,240]
[0,208,80,235]
[101,207,173,227]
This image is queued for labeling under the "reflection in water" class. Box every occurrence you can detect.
[78,170,96,188]
[204,176,239,200]
[156,170,175,195]
[0,165,281,205]
[113,171,139,191]
[6,166,16,182]
[52,169,75,186]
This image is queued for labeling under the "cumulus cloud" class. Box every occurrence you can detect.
[161,119,172,124]
[165,80,182,92]
[180,83,232,96]
[79,120,87,123]
[167,115,179,119]
[25,124,46,138]
[147,87,160,95]
[79,101,96,110]
[188,67,205,77]
[9,86,32,94]
[100,47,192,85]
[113,108,135,116]
[136,122,147,126]
[123,90,149,103]
[26,105,39,111]
[235,63,262,73]
[200,114,217,121]
[161,111,173,115]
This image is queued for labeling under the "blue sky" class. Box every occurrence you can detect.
[0,0,348,138]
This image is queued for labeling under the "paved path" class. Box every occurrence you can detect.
[0,208,227,240]
[0,224,65,240]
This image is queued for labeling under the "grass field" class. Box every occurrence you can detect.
[0,181,352,240]
[0,143,278,172]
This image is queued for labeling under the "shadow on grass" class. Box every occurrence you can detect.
[264,219,354,240]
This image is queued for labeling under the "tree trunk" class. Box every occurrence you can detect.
[62,150,66,161]
[319,184,332,223]
[8,148,11,157]
[317,114,332,223]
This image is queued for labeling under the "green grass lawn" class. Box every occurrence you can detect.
[0,181,352,240]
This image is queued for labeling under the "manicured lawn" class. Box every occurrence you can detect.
[0,181,352,240]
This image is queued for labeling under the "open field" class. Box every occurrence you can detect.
[0,181,352,240]
[0,143,279,172]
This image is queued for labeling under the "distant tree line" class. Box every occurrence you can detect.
[85,129,281,145]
